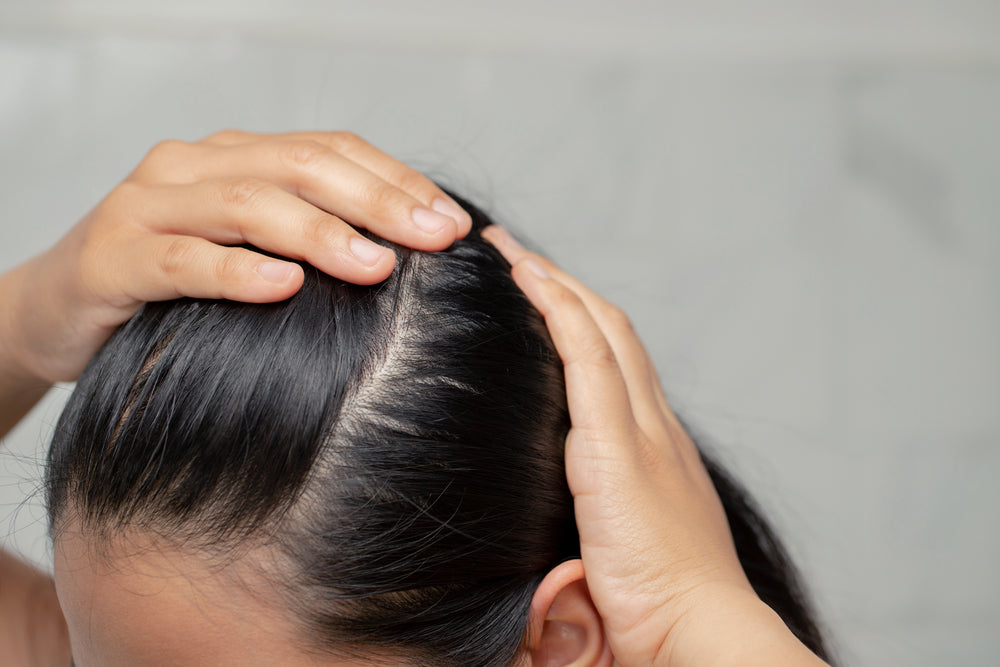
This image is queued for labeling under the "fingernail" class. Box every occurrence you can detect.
[411,206,453,233]
[257,261,296,284]
[350,236,388,266]
[523,258,550,280]
[431,197,472,229]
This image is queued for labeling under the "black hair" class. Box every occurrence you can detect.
[47,193,831,666]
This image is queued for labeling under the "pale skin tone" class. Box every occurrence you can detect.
[0,131,829,666]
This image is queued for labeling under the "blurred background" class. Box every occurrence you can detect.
[1,1,998,664]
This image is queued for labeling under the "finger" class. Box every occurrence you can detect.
[191,140,464,251]
[198,130,473,237]
[509,256,636,442]
[115,235,304,303]
[129,180,396,285]
[232,131,472,237]
[130,137,461,251]
[485,225,666,434]
[294,132,473,236]
[489,225,702,464]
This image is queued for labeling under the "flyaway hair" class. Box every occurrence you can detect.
[47,192,831,666]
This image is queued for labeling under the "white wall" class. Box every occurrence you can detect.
[2,2,998,665]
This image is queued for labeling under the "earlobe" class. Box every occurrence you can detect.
[526,560,613,667]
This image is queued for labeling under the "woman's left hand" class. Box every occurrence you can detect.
[484,225,828,667]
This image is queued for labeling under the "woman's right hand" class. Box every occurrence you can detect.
[2,130,472,385]
[0,131,473,665]
[484,226,827,667]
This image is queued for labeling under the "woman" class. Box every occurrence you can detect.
[1,130,832,666]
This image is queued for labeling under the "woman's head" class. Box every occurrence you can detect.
[47,196,585,666]
[46,192,832,666]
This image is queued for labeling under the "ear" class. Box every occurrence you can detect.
[524,559,613,667]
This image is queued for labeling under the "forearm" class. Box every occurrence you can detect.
[0,262,52,441]
[653,589,829,667]
[0,266,66,663]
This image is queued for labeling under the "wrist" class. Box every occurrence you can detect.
[652,586,828,667]
[0,262,42,382]
[0,242,87,383]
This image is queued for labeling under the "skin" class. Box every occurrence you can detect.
[0,130,470,665]
[53,526,609,666]
[0,130,471,386]
[0,131,828,666]
[484,226,830,667]
[53,523,370,667]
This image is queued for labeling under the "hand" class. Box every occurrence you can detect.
[483,226,825,667]
[2,130,472,383]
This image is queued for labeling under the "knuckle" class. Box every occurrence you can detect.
[327,131,364,153]
[277,140,330,171]
[160,238,196,277]
[585,340,620,370]
[102,181,142,212]
[602,303,634,332]
[212,251,247,283]
[145,139,187,165]
[548,281,586,311]
[215,178,274,212]
[357,183,397,215]
[564,339,619,379]
[302,214,340,248]
[93,182,147,234]
[395,169,433,196]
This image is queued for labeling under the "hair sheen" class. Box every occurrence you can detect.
[47,193,831,666]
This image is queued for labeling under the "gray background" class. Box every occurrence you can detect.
[2,1,998,665]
